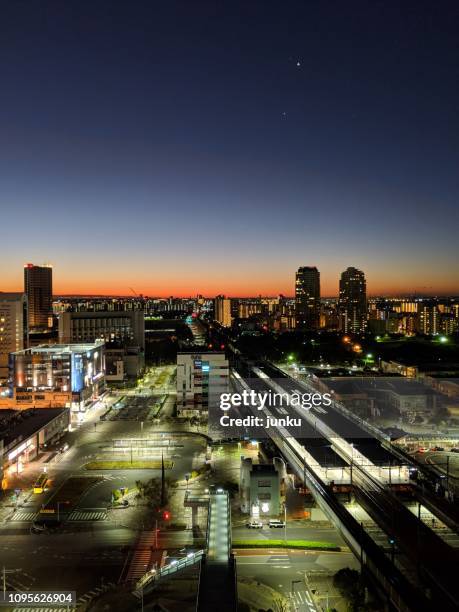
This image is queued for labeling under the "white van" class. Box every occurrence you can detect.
[268,519,285,528]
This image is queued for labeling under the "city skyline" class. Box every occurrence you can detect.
[1,4,459,611]
[1,1,458,297]
[1,261,459,299]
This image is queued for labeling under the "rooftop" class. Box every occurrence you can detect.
[326,377,438,396]
[251,463,278,474]
[12,342,104,356]
[0,407,68,449]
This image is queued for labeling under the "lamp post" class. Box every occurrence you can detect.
[273,456,287,543]
[283,501,287,544]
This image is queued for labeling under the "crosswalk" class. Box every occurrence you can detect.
[13,608,76,612]
[292,589,319,611]
[67,509,107,522]
[125,531,157,581]
[11,510,37,522]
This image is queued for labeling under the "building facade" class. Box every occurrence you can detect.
[0,343,105,417]
[240,458,281,517]
[1,408,69,480]
[417,304,439,335]
[24,264,53,331]
[295,266,320,330]
[338,267,367,334]
[214,296,232,327]
[58,309,145,379]
[0,293,28,380]
[176,351,229,417]
[58,309,145,349]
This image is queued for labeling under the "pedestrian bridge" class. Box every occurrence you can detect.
[133,490,237,611]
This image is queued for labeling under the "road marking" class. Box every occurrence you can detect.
[11,511,37,522]
[13,609,76,612]
[67,510,107,522]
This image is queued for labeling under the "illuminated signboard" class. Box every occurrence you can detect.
[71,353,84,392]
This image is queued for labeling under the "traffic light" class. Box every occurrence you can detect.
[163,510,170,521]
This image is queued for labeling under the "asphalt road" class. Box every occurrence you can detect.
[233,524,346,547]
[236,549,358,610]
[0,369,212,609]
[0,524,135,602]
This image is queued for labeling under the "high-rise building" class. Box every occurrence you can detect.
[24,264,53,331]
[295,267,320,330]
[214,295,232,327]
[0,293,28,380]
[338,267,367,334]
[417,304,439,335]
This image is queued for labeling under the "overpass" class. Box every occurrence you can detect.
[197,490,237,612]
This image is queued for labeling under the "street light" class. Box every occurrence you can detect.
[273,456,288,543]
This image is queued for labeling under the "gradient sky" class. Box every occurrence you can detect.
[1,1,458,297]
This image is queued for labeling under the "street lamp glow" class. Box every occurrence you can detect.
[439,336,448,343]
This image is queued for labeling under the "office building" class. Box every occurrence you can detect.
[58,309,145,349]
[24,264,53,331]
[0,293,28,380]
[338,267,367,334]
[214,296,232,327]
[295,266,320,330]
[58,309,145,379]
[176,351,229,418]
[0,343,105,417]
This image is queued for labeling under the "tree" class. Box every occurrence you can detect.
[135,477,175,508]
[333,568,365,610]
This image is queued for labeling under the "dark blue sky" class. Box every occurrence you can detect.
[1,1,458,295]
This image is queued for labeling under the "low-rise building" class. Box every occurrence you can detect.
[384,382,436,420]
[1,407,69,482]
[0,343,105,418]
[240,458,281,517]
[59,309,145,379]
[380,360,418,378]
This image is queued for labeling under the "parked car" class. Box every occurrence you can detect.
[246,520,263,529]
[269,519,285,528]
